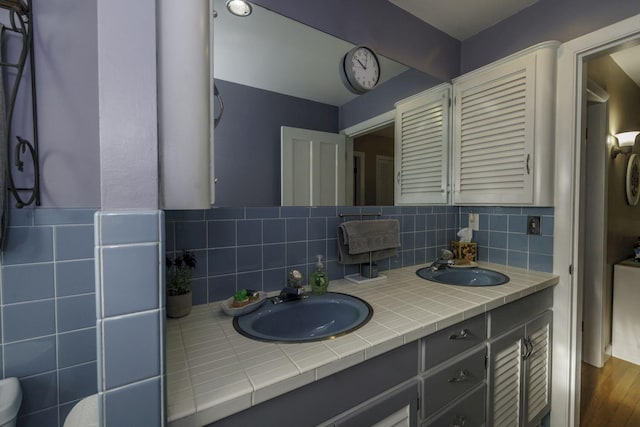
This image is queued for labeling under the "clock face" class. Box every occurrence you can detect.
[342,46,380,94]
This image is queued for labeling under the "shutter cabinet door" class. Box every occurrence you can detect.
[453,55,536,204]
[395,85,450,205]
[488,326,525,427]
[523,311,552,427]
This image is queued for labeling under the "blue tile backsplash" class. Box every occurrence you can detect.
[167,205,555,306]
[0,208,97,426]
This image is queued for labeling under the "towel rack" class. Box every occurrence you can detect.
[1,0,40,208]
[339,212,381,218]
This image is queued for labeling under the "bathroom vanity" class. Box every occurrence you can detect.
[166,262,557,427]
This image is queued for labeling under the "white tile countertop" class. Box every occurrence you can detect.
[166,262,558,427]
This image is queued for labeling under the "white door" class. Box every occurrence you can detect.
[281,126,346,206]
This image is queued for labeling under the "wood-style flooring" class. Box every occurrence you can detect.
[580,357,640,427]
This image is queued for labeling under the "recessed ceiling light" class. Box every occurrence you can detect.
[226,0,252,17]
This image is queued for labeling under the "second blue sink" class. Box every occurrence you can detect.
[416,266,510,286]
[233,292,373,343]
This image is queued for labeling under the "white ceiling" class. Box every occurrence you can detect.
[388,0,539,41]
[214,0,408,106]
[610,44,640,88]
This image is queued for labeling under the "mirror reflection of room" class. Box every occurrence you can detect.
[212,0,437,207]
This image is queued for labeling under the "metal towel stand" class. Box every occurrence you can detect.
[339,212,384,281]
[1,0,40,208]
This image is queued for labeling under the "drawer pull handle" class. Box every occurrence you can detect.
[449,329,469,340]
[448,369,470,383]
[450,415,466,427]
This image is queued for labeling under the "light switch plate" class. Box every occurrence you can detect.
[527,216,541,235]
[468,213,479,231]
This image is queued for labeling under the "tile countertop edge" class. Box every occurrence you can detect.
[167,262,559,427]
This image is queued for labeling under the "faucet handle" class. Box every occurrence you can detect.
[288,269,304,288]
[440,249,454,260]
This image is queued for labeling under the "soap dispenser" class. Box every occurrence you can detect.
[311,255,329,295]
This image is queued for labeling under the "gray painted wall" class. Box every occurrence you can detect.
[461,0,640,73]
[214,79,338,207]
[10,0,101,208]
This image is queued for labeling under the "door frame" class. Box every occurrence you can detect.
[341,110,395,205]
[554,13,640,427]
[353,151,366,205]
[375,154,394,205]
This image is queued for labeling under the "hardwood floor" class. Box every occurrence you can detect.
[580,357,640,427]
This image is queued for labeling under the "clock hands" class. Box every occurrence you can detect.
[356,58,367,70]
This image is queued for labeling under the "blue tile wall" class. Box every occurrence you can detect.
[0,208,97,427]
[94,210,165,427]
[459,206,555,272]
[167,205,555,305]
[166,206,461,304]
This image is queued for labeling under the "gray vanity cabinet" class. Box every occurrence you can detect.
[420,314,488,426]
[487,289,553,427]
[331,381,420,427]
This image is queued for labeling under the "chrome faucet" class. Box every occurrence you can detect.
[430,249,455,271]
[271,269,308,304]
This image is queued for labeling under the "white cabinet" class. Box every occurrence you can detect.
[452,42,559,206]
[394,83,451,205]
[488,310,552,427]
[612,261,640,365]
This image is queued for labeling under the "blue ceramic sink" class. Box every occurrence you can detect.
[416,266,510,286]
[233,292,373,343]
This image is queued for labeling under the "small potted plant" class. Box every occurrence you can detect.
[166,250,197,318]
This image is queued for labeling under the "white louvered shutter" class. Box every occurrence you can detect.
[395,84,450,205]
[524,312,552,427]
[453,55,535,204]
[490,328,524,427]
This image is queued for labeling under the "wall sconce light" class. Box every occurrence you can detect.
[226,0,252,17]
[611,131,639,159]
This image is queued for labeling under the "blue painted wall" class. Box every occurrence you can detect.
[0,209,97,427]
[214,79,338,207]
[166,205,554,306]
[339,69,442,130]
[461,0,640,73]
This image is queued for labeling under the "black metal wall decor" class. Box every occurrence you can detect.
[1,0,40,208]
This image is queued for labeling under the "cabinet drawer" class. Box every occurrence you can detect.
[423,385,485,427]
[422,347,486,418]
[422,314,486,370]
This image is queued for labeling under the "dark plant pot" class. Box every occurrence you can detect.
[167,291,192,318]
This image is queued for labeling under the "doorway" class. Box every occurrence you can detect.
[554,15,640,427]
[352,124,395,206]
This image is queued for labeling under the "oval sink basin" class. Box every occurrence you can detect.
[233,292,373,343]
[416,266,509,286]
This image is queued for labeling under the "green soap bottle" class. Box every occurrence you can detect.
[311,255,329,295]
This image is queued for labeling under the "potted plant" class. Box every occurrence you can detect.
[166,250,197,318]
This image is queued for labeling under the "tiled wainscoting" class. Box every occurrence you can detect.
[165,205,554,307]
[458,206,554,272]
[94,211,165,427]
[165,206,460,305]
[0,209,97,427]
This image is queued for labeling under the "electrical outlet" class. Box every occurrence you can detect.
[468,213,479,231]
[527,216,541,235]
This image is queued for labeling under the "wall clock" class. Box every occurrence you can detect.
[341,46,381,94]
[626,153,640,206]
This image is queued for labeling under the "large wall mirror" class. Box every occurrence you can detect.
[213,0,442,207]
